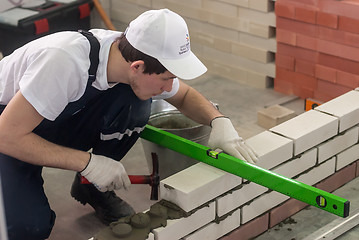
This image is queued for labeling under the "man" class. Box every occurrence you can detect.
[0,9,257,240]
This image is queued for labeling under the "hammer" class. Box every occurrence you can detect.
[80,152,160,200]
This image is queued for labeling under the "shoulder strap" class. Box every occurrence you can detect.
[78,30,100,83]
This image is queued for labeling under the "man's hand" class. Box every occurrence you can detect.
[80,153,131,192]
[208,117,258,164]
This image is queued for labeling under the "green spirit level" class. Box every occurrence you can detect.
[140,125,350,218]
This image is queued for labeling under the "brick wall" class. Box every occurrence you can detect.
[97,0,276,89]
[149,89,359,240]
[92,0,359,102]
[275,0,359,102]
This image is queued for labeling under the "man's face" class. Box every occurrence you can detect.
[129,70,176,100]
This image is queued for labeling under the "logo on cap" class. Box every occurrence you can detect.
[179,33,190,55]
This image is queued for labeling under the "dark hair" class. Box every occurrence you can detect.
[118,34,167,75]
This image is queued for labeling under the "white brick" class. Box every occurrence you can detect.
[237,6,276,26]
[249,21,275,38]
[146,233,154,240]
[202,0,238,17]
[317,126,359,163]
[296,157,336,185]
[257,104,296,129]
[246,71,273,89]
[246,130,293,170]
[270,110,339,156]
[272,148,317,178]
[202,46,276,77]
[315,90,359,132]
[232,42,273,63]
[219,0,248,8]
[249,0,274,12]
[336,144,359,170]
[152,202,215,240]
[239,33,277,52]
[242,191,289,224]
[242,156,336,224]
[217,182,267,217]
[202,58,273,89]
[188,19,239,42]
[160,163,242,212]
[183,209,241,240]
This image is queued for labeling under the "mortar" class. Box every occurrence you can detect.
[141,100,212,180]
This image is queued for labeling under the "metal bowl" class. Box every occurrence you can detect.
[141,100,212,179]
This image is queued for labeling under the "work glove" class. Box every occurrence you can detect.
[208,117,258,164]
[80,153,131,192]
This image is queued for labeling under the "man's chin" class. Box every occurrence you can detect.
[137,94,152,101]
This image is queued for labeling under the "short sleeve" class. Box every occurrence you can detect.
[20,48,88,121]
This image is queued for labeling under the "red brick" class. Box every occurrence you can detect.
[318,0,359,20]
[277,43,317,62]
[315,64,337,83]
[277,17,318,37]
[297,86,315,99]
[296,34,317,50]
[296,59,315,76]
[315,163,356,193]
[337,70,359,88]
[274,78,295,96]
[314,89,336,102]
[270,199,308,228]
[318,26,359,48]
[293,87,313,100]
[293,72,317,99]
[356,161,359,177]
[318,52,359,75]
[317,11,338,29]
[339,16,359,34]
[275,1,295,19]
[317,39,359,62]
[295,6,317,24]
[316,79,352,100]
[295,71,317,87]
[345,32,359,48]
[276,66,296,82]
[220,213,269,240]
[276,53,295,71]
[276,28,296,46]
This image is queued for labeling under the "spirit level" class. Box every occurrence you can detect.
[140,125,350,218]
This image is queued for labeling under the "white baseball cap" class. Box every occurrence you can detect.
[125,9,207,80]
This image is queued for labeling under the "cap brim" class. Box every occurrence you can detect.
[158,51,207,80]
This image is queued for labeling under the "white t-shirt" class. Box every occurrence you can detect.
[0,29,179,121]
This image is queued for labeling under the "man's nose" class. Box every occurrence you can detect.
[162,79,173,92]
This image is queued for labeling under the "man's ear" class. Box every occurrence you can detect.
[130,60,145,73]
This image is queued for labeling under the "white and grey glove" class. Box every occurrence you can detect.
[208,117,258,164]
[80,153,131,192]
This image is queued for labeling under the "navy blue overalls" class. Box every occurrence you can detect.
[0,31,151,240]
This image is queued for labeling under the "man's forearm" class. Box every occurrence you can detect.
[0,91,90,172]
[169,86,224,126]
[0,132,90,172]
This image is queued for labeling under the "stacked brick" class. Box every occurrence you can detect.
[146,89,359,240]
[109,0,276,88]
[275,0,359,102]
